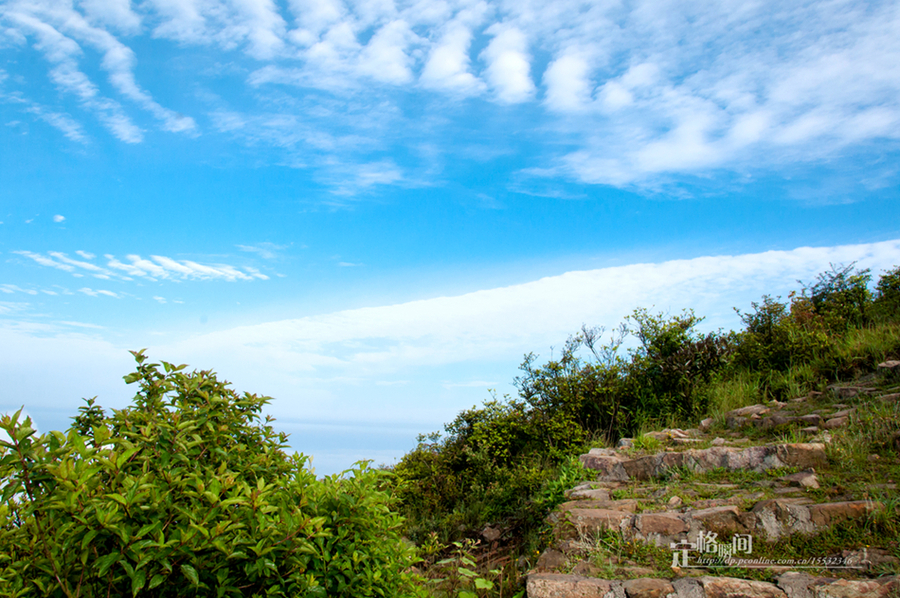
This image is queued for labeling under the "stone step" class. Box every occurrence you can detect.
[526,574,900,598]
[553,499,883,548]
[579,443,827,482]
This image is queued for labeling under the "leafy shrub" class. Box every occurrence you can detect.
[732,295,832,373]
[801,263,872,331]
[0,351,422,598]
[623,309,731,422]
[873,265,900,323]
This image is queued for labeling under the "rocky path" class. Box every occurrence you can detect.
[526,363,900,598]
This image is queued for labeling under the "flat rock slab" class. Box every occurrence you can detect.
[566,508,632,534]
[699,576,786,598]
[624,578,676,598]
[808,501,882,527]
[527,574,614,598]
[778,573,900,598]
[527,575,900,598]
[580,444,826,481]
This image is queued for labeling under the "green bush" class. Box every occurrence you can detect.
[732,295,832,373]
[623,309,731,423]
[801,263,872,331]
[0,351,422,598]
[873,265,900,323]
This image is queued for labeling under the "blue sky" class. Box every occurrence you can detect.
[1,0,899,474]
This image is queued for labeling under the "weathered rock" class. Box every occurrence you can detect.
[581,443,825,481]
[877,360,900,380]
[636,513,688,536]
[619,438,636,449]
[527,574,614,598]
[712,438,726,446]
[799,414,824,427]
[776,572,821,598]
[668,495,684,508]
[570,560,603,577]
[559,499,638,513]
[624,578,676,598]
[699,576,786,598]
[482,525,502,543]
[829,418,852,433]
[700,418,714,432]
[581,449,629,481]
[751,499,814,540]
[755,415,799,430]
[730,404,772,418]
[673,578,705,598]
[567,488,613,501]
[836,547,900,569]
[811,578,900,598]
[827,386,873,399]
[775,443,827,469]
[566,508,632,534]
[781,470,820,489]
[689,506,748,536]
[831,409,855,418]
[536,548,567,571]
[808,501,882,527]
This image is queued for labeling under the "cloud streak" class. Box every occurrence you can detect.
[14,250,270,282]
[147,239,900,422]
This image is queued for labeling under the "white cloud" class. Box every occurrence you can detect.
[1,284,38,295]
[420,21,485,96]
[53,214,64,222]
[78,0,141,33]
[147,239,900,426]
[4,0,196,138]
[3,0,900,188]
[11,98,88,142]
[5,11,144,142]
[480,24,534,104]
[236,242,288,259]
[15,250,270,282]
[357,20,417,84]
[78,287,119,298]
[542,52,592,112]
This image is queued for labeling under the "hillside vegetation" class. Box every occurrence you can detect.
[0,262,897,597]
[392,263,900,595]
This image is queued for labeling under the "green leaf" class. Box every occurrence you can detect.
[81,529,99,550]
[131,569,146,597]
[459,592,477,598]
[106,493,128,507]
[96,553,120,577]
[181,563,200,587]
[118,447,140,468]
[474,578,494,590]
[148,574,165,589]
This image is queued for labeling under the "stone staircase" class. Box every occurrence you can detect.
[526,364,900,598]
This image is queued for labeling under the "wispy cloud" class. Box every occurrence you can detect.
[236,242,289,260]
[2,0,898,190]
[13,250,270,282]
